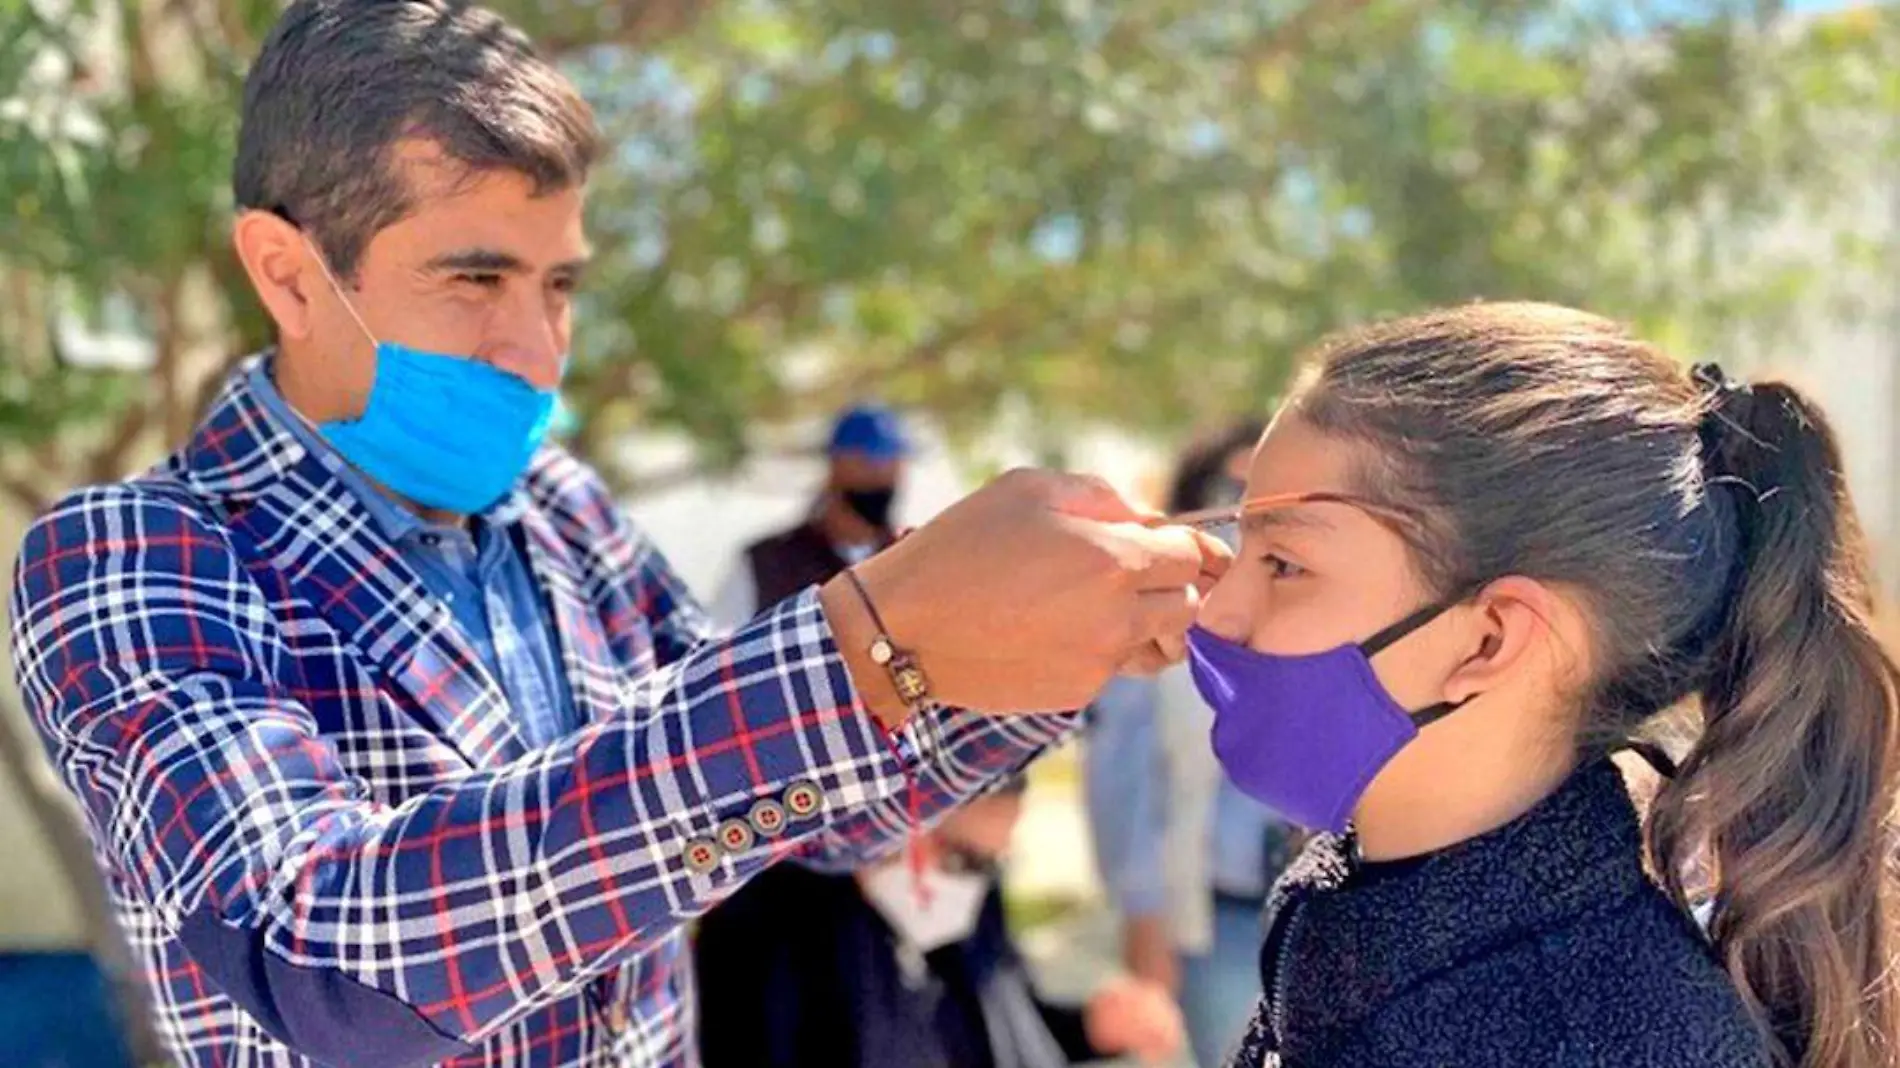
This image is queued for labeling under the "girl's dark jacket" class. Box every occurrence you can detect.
[1227,759,1768,1067]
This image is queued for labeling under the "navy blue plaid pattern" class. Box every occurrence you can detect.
[9,358,1076,1068]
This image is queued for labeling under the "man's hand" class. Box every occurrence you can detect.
[820,469,1229,725]
[1084,975,1188,1065]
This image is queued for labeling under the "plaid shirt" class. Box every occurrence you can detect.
[8,360,1075,1068]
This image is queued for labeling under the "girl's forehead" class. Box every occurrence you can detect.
[1247,413,1358,495]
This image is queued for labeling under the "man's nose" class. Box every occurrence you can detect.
[486,348,565,391]
[483,295,566,390]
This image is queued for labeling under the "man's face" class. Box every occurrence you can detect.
[301,140,590,418]
[830,453,905,495]
[828,451,905,530]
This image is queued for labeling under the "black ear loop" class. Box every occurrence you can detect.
[1362,588,1689,772]
[1617,739,1680,780]
[1358,585,1487,729]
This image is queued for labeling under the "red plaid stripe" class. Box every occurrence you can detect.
[8,356,1077,1068]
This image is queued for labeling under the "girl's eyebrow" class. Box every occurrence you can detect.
[1158,490,1415,535]
[1239,505,1338,539]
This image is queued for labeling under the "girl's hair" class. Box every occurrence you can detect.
[1291,301,1900,1068]
[1165,418,1269,514]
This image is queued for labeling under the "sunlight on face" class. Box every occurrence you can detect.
[325,140,591,399]
[1196,410,1463,713]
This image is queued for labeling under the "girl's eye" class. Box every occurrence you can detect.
[1262,553,1306,580]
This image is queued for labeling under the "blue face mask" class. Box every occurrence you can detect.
[308,243,558,515]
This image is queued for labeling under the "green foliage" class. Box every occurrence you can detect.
[3,0,1897,502]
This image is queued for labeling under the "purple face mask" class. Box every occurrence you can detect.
[1185,598,1469,834]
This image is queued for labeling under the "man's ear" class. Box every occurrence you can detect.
[233,210,320,340]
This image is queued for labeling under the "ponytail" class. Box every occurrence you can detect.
[1648,374,1900,1068]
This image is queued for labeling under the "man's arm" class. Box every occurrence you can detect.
[558,462,1075,872]
[8,487,1023,1067]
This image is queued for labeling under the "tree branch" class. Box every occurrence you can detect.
[84,398,157,485]
[1236,0,1376,85]
[153,278,189,446]
[0,466,52,516]
[190,351,248,428]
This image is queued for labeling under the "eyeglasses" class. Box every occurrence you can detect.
[1155,490,1417,533]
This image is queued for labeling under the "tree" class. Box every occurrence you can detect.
[557,0,1900,479]
[7,6,1892,1048]
[2,0,1897,505]
[0,2,1895,1052]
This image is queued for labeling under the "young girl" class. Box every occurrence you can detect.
[1188,302,1899,1067]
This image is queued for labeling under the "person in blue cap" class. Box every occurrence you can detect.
[710,403,912,626]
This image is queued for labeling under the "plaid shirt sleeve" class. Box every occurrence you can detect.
[9,482,1073,1066]
[563,463,1078,873]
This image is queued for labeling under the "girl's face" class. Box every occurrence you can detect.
[1197,412,1474,715]
[1196,409,1588,845]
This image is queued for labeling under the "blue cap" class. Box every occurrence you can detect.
[828,404,909,460]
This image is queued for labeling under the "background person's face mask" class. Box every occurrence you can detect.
[859,861,991,952]
[842,485,897,529]
[1185,596,1471,834]
[306,239,558,515]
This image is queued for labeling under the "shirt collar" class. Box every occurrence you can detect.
[246,359,529,542]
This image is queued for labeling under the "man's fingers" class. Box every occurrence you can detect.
[1153,627,1188,665]
[1117,644,1174,678]
[1117,524,1230,591]
[1189,527,1232,585]
[1040,471,1162,524]
[1130,583,1200,648]
[1119,618,1190,676]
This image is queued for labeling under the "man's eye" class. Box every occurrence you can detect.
[455,272,504,289]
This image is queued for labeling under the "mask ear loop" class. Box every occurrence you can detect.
[1359,583,1487,729]
[298,233,381,349]
[1619,739,1680,780]
[1359,594,1467,659]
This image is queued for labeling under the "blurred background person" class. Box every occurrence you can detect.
[1085,419,1304,1068]
[694,775,1187,1068]
[710,402,910,627]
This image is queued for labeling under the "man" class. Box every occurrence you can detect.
[709,402,911,628]
[4,3,1221,1068]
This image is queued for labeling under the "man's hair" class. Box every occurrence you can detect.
[234,0,600,277]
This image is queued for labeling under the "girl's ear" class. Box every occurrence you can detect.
[1441,575,1566,704]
